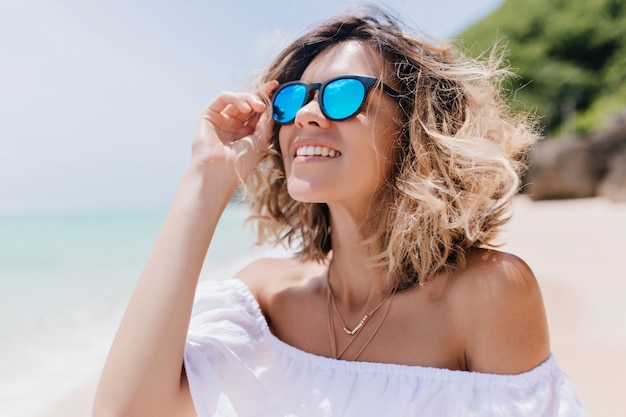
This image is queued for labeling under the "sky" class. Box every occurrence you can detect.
[0,0,503,213]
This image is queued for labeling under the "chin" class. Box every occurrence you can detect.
[287,189,324,204]
[286,180,332,204]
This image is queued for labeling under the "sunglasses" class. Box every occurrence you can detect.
[271,75,399,125]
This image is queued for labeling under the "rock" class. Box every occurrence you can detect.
[523,108,626,200]
[597,148,626,202]
[525,138,604,200]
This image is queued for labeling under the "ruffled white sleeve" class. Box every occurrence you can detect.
[183,279,271,417]
[183,279,588,417]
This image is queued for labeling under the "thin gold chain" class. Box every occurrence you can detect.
[326,271,396,361]
[327,285,337,358]
[348,293,394,361]
[327,274,392,336]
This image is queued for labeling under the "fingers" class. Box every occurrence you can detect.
[207,81,278,118]
[201,81,279,143]
[202,83,273,142]
[206,93,262,132]
[246,81,279,149]
[207,84,271,120]
[190,81,280,177]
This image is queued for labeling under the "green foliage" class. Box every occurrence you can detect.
[458,0,626,134]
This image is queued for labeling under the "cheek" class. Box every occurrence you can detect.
[370,123,400,176]
[362,100,401,163]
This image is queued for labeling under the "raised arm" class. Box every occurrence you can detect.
[93,82,277,417]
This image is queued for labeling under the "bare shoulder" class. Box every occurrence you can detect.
[450,248,550,374]
[234,256,327,313]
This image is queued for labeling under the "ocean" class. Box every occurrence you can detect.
[0,203,284,417]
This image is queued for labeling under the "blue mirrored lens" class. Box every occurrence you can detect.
[273,84,307,123]
[323,79,365,120]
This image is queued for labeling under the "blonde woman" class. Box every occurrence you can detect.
[95,6,587,417]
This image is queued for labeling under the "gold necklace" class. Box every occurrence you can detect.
[327,279,392,336]
[326,273,396,360]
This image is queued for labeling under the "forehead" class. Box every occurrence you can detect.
[300,41,384,82]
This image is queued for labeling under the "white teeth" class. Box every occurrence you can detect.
[295,145,341,157]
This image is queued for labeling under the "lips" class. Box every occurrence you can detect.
[294,145,342,158]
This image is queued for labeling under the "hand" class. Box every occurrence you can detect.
[191,80,279,183]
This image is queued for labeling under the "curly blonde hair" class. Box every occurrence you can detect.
[244,6,538,289]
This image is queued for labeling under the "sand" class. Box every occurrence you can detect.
[500,196,626,417]
[41,196,625,417]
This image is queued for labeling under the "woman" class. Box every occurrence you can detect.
[94,7,587,417]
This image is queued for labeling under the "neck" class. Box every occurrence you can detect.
[326,205,388,313]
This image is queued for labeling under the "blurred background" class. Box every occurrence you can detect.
[1,1,624,416]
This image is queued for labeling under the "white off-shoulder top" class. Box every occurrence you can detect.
[184,279,588,417]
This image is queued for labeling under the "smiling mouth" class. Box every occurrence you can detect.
[295,145,342,158]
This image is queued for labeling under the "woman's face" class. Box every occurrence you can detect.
[278,41,400,212]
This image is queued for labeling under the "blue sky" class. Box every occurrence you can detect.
[0,0,502,212]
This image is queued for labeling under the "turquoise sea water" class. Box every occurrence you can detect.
[0,203,266,338]
[0,203,283,416]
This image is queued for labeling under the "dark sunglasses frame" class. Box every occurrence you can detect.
[272,75,400,125]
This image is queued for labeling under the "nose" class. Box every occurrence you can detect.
[294,91,331,129]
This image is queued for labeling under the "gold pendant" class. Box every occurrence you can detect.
[343,314,369,336]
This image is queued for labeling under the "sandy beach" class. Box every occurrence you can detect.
[500,196,626,417]
[13,196,625,417]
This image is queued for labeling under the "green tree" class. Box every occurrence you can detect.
[459,0,626,134]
